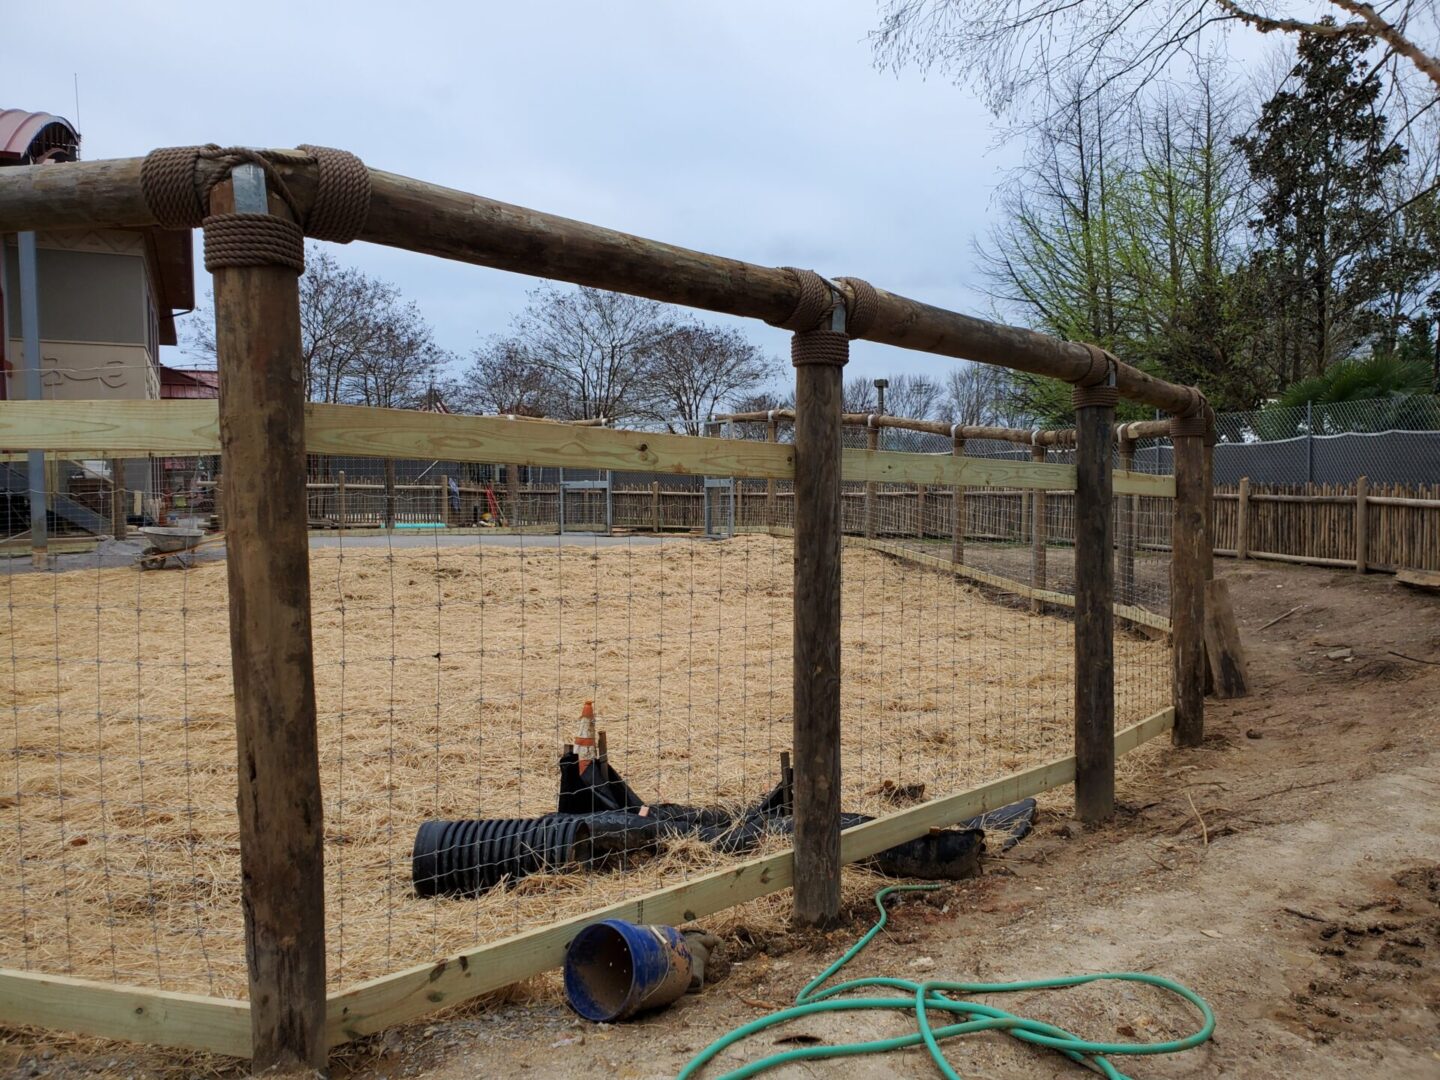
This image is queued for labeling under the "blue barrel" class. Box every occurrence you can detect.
[564,920,693,1022]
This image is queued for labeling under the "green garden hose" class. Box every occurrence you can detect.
[678,884,1215,1080]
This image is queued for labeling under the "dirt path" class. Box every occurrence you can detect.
[5,560,1437,1078]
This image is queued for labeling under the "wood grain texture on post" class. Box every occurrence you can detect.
[790,318,846,928]
[1073,391,1115,823]
[208,176,327,1070]
[1171,427,1207,748]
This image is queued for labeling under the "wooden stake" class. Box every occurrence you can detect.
[1355,475,1368,573]
[864,421,878,539]
[791,323,845,927]
[765,418,779,529]
[1203,579,1249,698]
[384,458,396,529]
[1171,429,1207,748]
[951,435,965,564]
[1116,437,1135,601]
[1236,476,1250,560]
[1030,443,1047,613]
[109,456,127,540]
[1073,394,1115,822]
[208,170,326,1071]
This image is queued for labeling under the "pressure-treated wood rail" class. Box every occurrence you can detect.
[0,706,1172,1057]
[0,400,1174,497]
[0,154,1205,417]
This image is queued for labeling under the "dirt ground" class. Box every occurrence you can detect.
[3,558,1437,1078]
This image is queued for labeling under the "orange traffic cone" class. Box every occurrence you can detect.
[575,700,598,777]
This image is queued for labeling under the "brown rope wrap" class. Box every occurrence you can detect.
[296,144,370,243]
[1202,403,1218,447]
[1072,385,1119,409]
[836,277,879,339]
[768,268,834,332]
[791,328,850,368]
[142,143,371,269]
[1170,413,1208,438]
[1075,343,1116,387]
[202,214,305,274]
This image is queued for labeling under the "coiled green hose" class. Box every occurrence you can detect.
[678,884,1215,1080]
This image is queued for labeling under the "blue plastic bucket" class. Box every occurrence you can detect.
[564,920,693,1022]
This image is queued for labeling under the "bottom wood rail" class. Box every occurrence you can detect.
[845,536,1173,633]
[0,707,1175,1058]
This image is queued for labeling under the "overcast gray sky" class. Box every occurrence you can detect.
[8,1,1024,391]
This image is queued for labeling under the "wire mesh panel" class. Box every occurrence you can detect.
[2,425,1173,1010]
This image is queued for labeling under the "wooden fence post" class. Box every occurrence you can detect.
[1031,443,1047,613]
[1171,413,1208,749]
[864,418,878,539]
[384,458,396,529]
[1236,476,1250,560]
[1073,383,1116,822]
[1355,475,1368,573]
[207,166,326,1071]
[951,433,965,564]
[1116,435,1135,601]
[337,470,347,531]
[651,481,661,532]
[109,456,127,540]
[506,462,521,527]
[790,299,846,927]
[916,484,927,539]
[766,417,779,529]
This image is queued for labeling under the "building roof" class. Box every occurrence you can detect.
[0,109,80,164]
[160,367,220,399]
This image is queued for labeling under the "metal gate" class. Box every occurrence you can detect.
[558,468,613,534]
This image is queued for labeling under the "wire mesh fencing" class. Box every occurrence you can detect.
[3,436,1173,1004]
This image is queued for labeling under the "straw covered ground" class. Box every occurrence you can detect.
[2,534,1168,999]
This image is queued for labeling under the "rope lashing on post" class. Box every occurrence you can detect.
[1073,347,1120,409]
[835,276,879,339]
[790,326,850,368]
[678,884,1217,1080]
[141,143,370,272]
[1170,413,1209,438]
[768,267,835,333]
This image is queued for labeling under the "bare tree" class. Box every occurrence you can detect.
[945,362,1027,426]
[185,246,442,406]
[508,285,672,422]
[458,338,561,416]
[880,372,946,420]
[648,324,782,434]
[843,376,879,413]
[873,0,1440,125]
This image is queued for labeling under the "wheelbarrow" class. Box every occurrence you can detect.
[136,526,219,570]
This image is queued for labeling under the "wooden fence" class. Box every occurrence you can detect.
[1213,479,1440,573]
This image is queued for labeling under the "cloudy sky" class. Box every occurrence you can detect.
[8,1,1027,390]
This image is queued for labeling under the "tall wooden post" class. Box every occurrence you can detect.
[1117,435,1135,601]
[951,433,965,564]
[1355,475,1369,573]
[1201,426,1216,697]
[791,300,847,928]
[384,458,397,529]
[1030,443,1047,613]
[864,419,878,539]
[1073,384,1116,822]
[766,417,779,529]
[1236,476,1250,560]
[208,166,326,1071]
[337,470,347,531]
[1171,413,1208,749]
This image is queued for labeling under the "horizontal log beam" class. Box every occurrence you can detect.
[717,410,1176,447]
[0,156,1204,416]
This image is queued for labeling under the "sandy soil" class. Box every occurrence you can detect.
[4,559,1436,1078]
